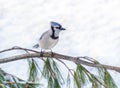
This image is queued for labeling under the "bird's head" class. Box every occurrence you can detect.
[50,21,66,31]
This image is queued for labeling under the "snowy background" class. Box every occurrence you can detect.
[0,0,120,87]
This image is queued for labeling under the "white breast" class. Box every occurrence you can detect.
[39,30,59,49]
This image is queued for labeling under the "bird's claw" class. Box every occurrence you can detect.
[51,52,54,57]
[40,50,43,57]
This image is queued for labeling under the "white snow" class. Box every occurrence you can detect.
[0,0,120,87]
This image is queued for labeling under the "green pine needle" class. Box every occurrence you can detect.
[42,58,64,88]
[104,69,117,88]
[67,73,71,88]
[27,59,41,82]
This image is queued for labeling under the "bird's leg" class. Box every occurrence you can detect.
[50,49,54,57]
[40,49,43,57]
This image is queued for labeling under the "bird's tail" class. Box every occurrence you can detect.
[33,44,39,48]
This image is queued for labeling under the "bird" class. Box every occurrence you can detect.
[33,21,66,56]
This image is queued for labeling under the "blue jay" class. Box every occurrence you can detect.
[33,21,66,56]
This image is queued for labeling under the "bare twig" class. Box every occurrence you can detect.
[0,46,39,53]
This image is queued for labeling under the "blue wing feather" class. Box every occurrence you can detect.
[33,44,39,48]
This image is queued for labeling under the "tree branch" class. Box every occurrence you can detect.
[0,47,120,73]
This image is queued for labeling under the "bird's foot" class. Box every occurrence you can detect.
[40,50,43,57]
[40,52,43,57]
[51,51,54,57]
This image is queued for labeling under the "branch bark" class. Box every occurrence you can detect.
[0,47,120,73]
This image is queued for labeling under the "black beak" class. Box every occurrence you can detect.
[61,28,66,30]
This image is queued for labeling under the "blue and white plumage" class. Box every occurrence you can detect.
[33,21,66,50]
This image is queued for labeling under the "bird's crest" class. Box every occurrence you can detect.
[50,21,62,28]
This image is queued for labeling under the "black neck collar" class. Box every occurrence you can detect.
[51,26,59,39]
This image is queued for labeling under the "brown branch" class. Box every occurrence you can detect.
[0,47,120,73]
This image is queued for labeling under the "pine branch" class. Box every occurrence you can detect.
[0,47,120,73]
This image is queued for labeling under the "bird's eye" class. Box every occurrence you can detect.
[56,27,60,29]
[56,26,61,29]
